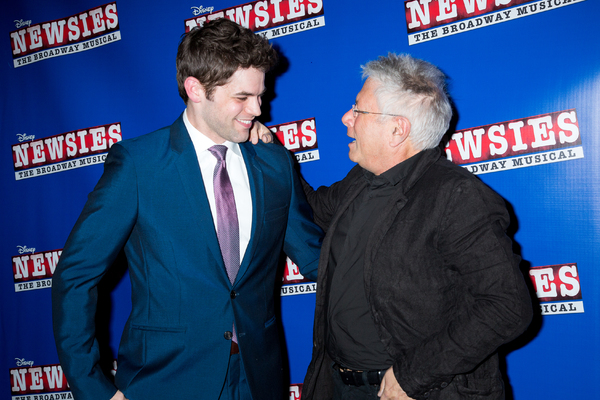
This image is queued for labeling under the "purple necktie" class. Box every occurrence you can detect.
[208,145,240,284]
[208,145,240,344]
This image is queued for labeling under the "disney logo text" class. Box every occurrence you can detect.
[17,133,35,142]
[17,245,36,254]
[191,5,214,15]
[14,19,32,28]
[15,358,34,367]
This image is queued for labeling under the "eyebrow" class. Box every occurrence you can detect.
[234,89,266,97]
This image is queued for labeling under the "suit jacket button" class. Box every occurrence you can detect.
[230,290,237,299]
[224,331,233,340]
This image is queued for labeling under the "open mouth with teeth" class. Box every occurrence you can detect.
[236,118,254,129]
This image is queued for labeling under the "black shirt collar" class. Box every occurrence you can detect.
[361,150,426,188]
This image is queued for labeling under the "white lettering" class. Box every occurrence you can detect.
[301,120,317,147]
[557,111,579,144]
[559,265,580,297]
[437,0,457,22]
[451,128,485,160]
[530,268,557,298]
[225,5,253,28]
[406,0,433,29]
[288,0,306,18]
[42,21,66,45]
[281,123,300,150]
[488,124,508,156]
[255,1,270,28]
[529,116,556,148]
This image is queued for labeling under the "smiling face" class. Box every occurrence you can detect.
[188,67,266,144]
[342,78,398,175]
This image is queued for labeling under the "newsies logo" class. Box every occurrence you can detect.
[404,0,585,45]
[10,362,71,399]
[12,123,122,180]
[444,109,582,174]
[281,258,316,296]
[185,0,325,39]
[290,384,303,400]
[10,2,120,68]
[270,117,319,163]
[529,263,584,315]
[12,247,62,292]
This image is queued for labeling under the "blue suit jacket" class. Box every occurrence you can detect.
[52,114,323,400]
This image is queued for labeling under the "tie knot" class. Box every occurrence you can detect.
[208,145,228,161]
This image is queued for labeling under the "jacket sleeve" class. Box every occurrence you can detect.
[301,165,363,232]
[52,143,138,400]
[396,180,533,399]
[281,151,324,281]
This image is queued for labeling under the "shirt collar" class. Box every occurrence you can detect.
[362,150,425,188]
[183,108,243,158]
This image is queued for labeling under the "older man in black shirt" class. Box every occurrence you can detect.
[325,155,422,374]
[300,54,533,400]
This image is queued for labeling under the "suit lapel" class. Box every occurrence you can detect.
[170,115,225,275]
[234,142,262,285]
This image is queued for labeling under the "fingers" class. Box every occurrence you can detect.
[260,131,273,143]
[378,378,386,397]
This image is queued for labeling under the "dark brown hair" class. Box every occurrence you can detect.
[176,18,278,103]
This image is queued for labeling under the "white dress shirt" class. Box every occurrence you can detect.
[183,109,252,266]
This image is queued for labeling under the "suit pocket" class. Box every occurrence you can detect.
[115,324,187,390]
[131,324,186,333]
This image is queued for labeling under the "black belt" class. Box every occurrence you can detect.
[334,364,386,386]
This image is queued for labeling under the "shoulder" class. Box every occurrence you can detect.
[116,125,172,153]
[418,149,488,189]
[241,141,296,171]
[324,164,363,194]
[106,123,179,168]
[410,149,506,209]
[249,141,293,160]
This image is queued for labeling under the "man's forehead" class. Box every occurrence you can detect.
[356,79,376,104]
[220,67,265,94]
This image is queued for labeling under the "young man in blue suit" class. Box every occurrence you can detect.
[52,19,322,400]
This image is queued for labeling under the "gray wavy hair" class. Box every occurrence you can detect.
[362,53,452,151]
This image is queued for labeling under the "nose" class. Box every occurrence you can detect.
[246,97,262,117]
[342,108,354,127]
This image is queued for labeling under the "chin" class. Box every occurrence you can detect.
[231,132,250,143]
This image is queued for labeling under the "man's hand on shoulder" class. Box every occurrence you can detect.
[110,390,128,400]
[378,367,414,400]
[249,121,274,144]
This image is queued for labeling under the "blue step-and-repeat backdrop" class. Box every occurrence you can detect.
[1,0,598,399]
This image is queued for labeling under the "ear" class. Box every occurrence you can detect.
[184,76,206,104]
[389,116,411,148]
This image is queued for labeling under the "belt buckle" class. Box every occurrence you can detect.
[336,364,365,387]
[367,370,383,385]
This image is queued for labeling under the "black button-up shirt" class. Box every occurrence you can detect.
[326,152,423,370]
